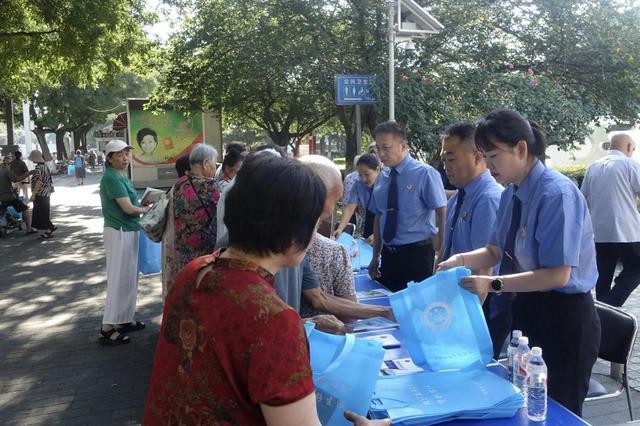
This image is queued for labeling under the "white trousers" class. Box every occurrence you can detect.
[102,227,139,325]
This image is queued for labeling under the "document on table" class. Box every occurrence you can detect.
[345,317,399,333]
[356,289,392,300]
[381,358,424,376]
[362,333,402,349]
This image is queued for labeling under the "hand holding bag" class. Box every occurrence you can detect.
[389,267,493,371]
[304,322,385,426]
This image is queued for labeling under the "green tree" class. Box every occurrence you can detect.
[24,72,155,160]
[0,0,153,98]
[152,0,341,147]
[390,0,640,159]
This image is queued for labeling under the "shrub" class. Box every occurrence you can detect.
[556,165,587,187]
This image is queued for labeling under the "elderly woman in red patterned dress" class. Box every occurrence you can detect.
[144,153,390,426]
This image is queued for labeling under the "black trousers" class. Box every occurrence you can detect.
[380,240,434,292]
[482,292,515,360]
[31,195,53,231]
[512,291,600,417]
[595,242,640,307]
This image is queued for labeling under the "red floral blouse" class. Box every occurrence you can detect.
[144,251,315,425]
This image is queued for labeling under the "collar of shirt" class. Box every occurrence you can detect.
[608,150,627,159]
[392,153,412,175]
[462,170,493,198]
[514,160,544,203]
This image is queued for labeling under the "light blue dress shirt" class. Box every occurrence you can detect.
[347,179,375,213]
[370,154,447,246]
[444,170,503,259]
[489,161,597,294]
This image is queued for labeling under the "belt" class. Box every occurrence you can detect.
[383,239,431,254]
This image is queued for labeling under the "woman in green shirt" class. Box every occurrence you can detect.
[99,140,149,345]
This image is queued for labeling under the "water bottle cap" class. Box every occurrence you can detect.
[512,330,522,338]
[531,347,542,356]
[518,336,529,345]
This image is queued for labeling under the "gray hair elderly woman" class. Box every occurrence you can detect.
[164,144,222,295]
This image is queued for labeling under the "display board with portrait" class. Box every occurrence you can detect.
[129,109,203,167]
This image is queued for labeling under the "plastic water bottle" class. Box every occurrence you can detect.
[526,347,547,421]
[513,336,531,405]
[350,239,360,269]
[507,330,523,381]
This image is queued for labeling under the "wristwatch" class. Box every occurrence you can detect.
[490,277,504,295]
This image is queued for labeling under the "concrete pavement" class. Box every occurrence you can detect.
[0,169,639,425]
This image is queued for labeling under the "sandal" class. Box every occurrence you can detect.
[39,232,53,239]
[99,328,130,346]
[117,321,146,333]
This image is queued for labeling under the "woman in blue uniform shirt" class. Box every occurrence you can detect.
[439,109,600,416]
[334,153,381,242]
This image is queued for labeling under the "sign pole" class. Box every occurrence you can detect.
[355,104,362,155]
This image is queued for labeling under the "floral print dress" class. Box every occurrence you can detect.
[171,175,221,274]
[144,251,314,425]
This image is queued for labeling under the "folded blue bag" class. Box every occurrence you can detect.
[305,322,385,426]
[370,368,523,425]
[389,267,493,371]
[137,230,161,275]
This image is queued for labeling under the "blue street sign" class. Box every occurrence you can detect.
[335,74,376,105]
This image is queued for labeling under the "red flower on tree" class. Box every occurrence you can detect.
[401,74,409,81]
[530,78,538,88]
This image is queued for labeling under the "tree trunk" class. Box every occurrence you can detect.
[4,99,14,145]
[268,130,291,147]
[33,129,53,161]
[55,130,68,160]
[73,127,87,152]
[337,106,357,173]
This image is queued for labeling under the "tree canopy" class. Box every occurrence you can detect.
[392,0,640,160]
[0,0,153,98]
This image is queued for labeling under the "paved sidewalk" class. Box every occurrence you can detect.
[0,169,638,425]
[0,170,164,425]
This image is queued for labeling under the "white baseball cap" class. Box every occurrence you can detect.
[104,140,131,156]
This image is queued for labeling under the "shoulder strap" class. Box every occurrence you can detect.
[187,176,212,220]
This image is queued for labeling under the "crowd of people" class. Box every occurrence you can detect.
[8,106,633,423]
[0,149,57,238]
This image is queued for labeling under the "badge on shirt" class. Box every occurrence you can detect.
[406,184,413,190]
[520,226,526,239]
[462,211,469,220]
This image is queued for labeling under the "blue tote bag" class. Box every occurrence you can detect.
[137,230,161,275]
[67,164,75,176]
[389,267,492,371]
[304,323,385,426]
[370,367,523,425]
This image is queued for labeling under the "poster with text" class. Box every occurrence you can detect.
[129,109,203,167]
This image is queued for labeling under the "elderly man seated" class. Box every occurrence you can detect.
[300,155,393,323]
[301,232,355,318]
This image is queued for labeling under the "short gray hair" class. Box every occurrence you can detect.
[189,144,218,166]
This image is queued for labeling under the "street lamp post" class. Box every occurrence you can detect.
[386,0,444,122]
[388,0,396,121]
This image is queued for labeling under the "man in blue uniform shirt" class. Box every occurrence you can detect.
[368,121,447,291]
[440,122,505,358]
